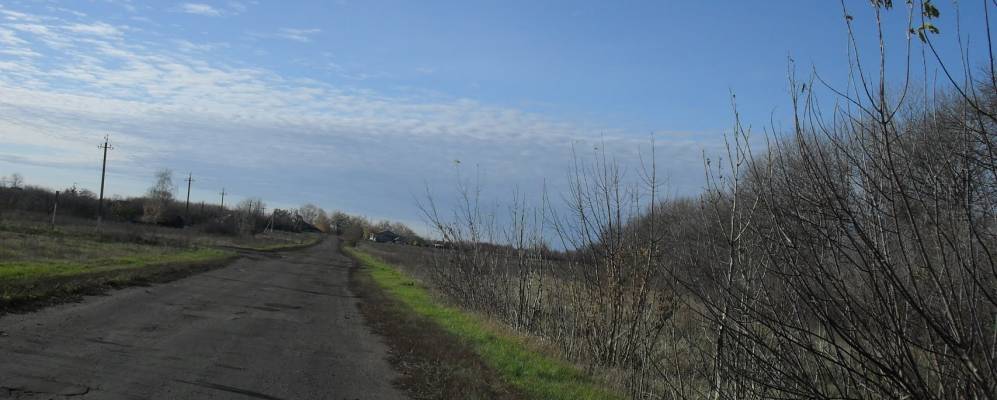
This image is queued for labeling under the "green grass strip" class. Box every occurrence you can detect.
[345,247,622,400]
[0,248,232,282]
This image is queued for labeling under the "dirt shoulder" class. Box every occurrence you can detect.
[345,241,524,400]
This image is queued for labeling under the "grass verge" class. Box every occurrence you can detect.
[0,248,230,282]
[344,246,621,400]
[347,244,523,399]
[0,248,237,314]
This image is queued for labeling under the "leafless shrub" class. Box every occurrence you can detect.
[412,2,995,399]
[420,146,677,397]
[662,2,997,399]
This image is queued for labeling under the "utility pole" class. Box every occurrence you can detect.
[184,172,194,225]
[265,210,275,233]
[258,204,265,233]
[96,135,113,227]
[219,188,226,209]
[51,190,59,228]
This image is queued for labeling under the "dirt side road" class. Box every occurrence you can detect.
[0,237,408,400]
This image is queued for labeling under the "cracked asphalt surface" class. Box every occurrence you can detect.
[0,237,408,400]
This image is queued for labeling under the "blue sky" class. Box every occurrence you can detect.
[0,0,992,231]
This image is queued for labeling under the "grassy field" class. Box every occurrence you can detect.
[0,214,318,310]
[0,212,320,252]
[0,227,231,307]
[345,246,622,400]
[0,235,228,282]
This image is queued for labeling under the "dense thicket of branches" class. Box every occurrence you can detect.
[420,1,995,398]
[667,80,996,399]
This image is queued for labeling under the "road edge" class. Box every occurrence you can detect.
[342,240,525,400]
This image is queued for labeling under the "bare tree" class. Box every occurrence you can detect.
[313,209,331,232]
[143,168,175,223]
[298,203,322,225]
[236,197,265,234]
[8,173,23,189]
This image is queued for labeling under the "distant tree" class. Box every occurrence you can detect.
[373,220,392,232]
[236,197,265,234]
[7,173,23,189]
[236,198,264,216]
[110,198,144,222]
[0,173,24,188]
[147,169,175,202]
[388,221,418,239]
[297,204,322,225]
[271,208,297,231]
[143,169,175,223]
[77,188,96,199]
[313,209,331,233]
[329,211,350,234]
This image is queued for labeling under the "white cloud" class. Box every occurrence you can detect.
[0,48,40,57]
[0,5,717,223]
[174,39,228,53]
[180,3,221,16]
[275,28,320,43]
[0,12,597,164]
[0,28,26,46]
[65,22,122,37]
[10,23,52,36]
[1,9,39,22]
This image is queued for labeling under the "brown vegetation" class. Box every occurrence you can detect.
[403,2,996,399]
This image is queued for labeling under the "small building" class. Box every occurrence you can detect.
[369,230,400,243]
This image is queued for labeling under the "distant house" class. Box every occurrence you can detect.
[369,230,400,243]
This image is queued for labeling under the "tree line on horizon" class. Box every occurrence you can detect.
[0,168,422,241]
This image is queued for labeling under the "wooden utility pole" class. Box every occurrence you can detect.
[184,172,194,224]
[219,188,226,209]
[96,135,113,227]
[51,190,59,228]
[265,210,274,233]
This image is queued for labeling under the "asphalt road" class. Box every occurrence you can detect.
[0,237,408,400]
